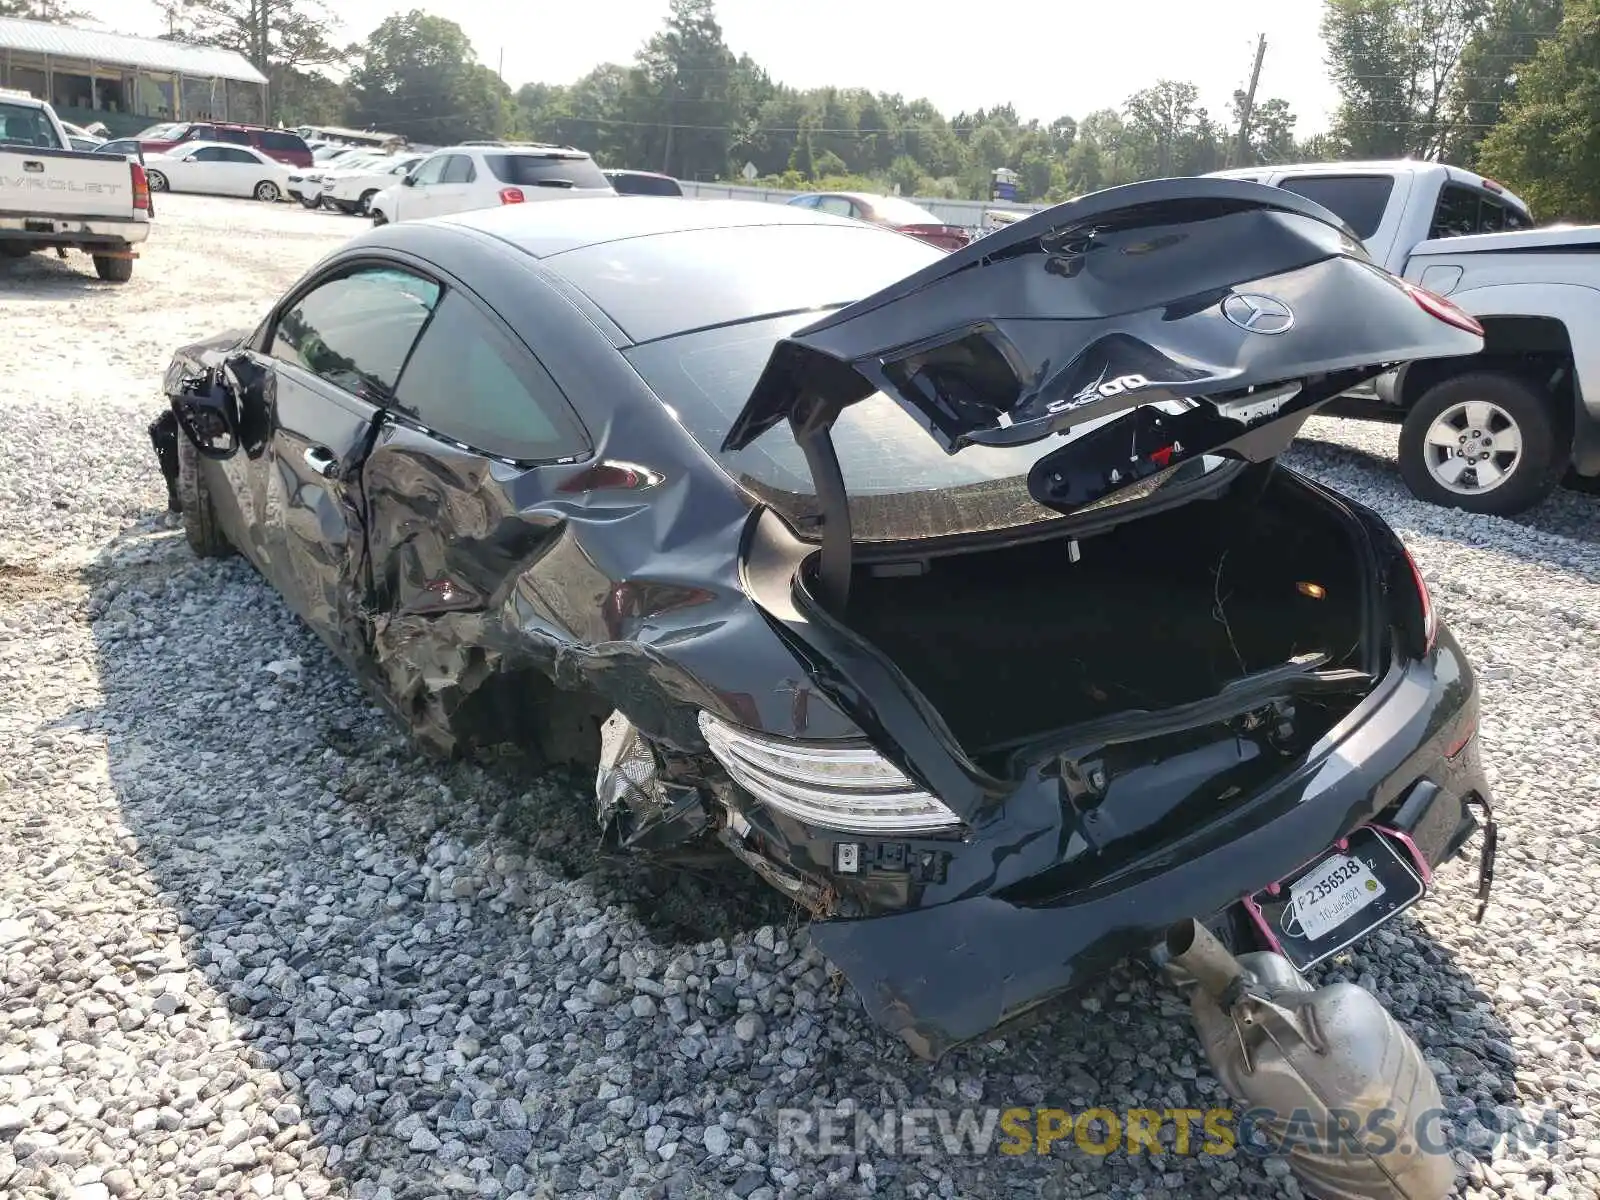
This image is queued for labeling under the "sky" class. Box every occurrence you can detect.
[79,0,1342,135]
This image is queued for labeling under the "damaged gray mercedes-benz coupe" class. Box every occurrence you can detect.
[153,181,1499,1195]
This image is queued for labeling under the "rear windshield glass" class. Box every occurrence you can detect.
[547,222,943,342]
[609,172,683,196]
[1275,175,1395,240]
[486,153,608,190]
[625,314,1228,542]
[0,102,59,148]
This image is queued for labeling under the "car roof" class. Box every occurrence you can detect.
[161,140,265,155]
[436,196,865,259]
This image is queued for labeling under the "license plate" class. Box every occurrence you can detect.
[1246,827,1426,970]
[1287,854,1385,940]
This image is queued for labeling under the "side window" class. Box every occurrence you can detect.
[411,155,447,185]
[1429,184,1483,239]
[222,148,259,164]
[269,267,442,404]
[813,195,854,217]
[441,155,476,184]
[393,291,587,461]
[189,146,226,161]
[1275,175,1395,241]
[788,194,820,209]
[214,128,253,145]
[185,126,214,142]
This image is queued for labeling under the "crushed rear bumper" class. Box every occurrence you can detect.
[807,630,1491,1060]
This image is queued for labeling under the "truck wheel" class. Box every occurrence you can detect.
[93,254,134,283]
[177,432,232,558]
[1399,372,1568,516]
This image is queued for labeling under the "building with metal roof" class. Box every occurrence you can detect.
[0,17,268,135]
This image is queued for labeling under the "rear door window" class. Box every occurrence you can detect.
[411,155,447,185]
[212,127,253,145]
[1275,175,1394,240]
[483,153,607,190]
[268,266,442,404]
[392,291,587,461]
[1429,184,1484,239]
[813,195,855,217]
[259,130,304,153]
[441,154,476,184]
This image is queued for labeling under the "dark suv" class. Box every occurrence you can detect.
[135,122,313,168]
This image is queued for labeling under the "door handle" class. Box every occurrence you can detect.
[303,446,339,478]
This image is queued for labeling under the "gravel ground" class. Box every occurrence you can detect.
[1,194,1598,1200]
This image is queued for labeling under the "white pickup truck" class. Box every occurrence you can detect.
[1211,160,1599,515]
[0,89,153,283]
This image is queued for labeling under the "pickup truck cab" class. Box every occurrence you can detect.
[1210,160,1597,514]
[0,89,154,283]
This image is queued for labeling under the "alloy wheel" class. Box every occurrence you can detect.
[1422,399,1524,496]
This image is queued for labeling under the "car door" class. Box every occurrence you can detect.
[357,280,592,750]
[214,147,264,196]
[427,153,479,216]
[232,262,442,669]
[398,153,448,219]
[170,145,229,193]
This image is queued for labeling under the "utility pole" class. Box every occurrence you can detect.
[1233,34,1267,168]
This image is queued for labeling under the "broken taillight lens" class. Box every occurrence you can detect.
[1400,279,1482,335]
[697,712,962,835]
[130,162,153,216]
[499,187,525,205]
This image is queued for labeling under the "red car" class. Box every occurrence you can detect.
[135,122,312,169]
[785,191,972,250]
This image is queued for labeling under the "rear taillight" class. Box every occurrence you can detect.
[498,187,525,205]
[130,162,153,216]
[1401,279,1482,335]
[1402,545,1437,654]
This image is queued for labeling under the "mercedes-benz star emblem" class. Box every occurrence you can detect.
[1222,293,1296,335]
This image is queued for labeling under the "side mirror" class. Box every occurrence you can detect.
[222,352,271,458]
[171,369,240,460]
[402,174,416,186]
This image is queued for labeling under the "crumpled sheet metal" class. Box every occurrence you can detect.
[595,710,668,829]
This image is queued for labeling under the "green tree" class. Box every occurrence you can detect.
[1231,95,1299,165]
[1443,0,1563,164]
[0,1,86,18]
[634,0,739,180]
[1123,80,1207,176]
[1476,0,1600,220]
[158,0,344,122]
[1322,0,1491,157]
[347,11,512,144]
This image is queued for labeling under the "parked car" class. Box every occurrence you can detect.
[368,144,614,224]
[151,188,1495,1195]
[135,121,313,169]
[786,191,972,250]
[92,137,145,163]
[319,154,424,215]
[0,90,152,281]
[285,151,388,207]
[1210,159,1600,513]
[603,169,683,196]
[143,142,291,202]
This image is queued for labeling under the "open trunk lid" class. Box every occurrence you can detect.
[722,178,1483,605]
